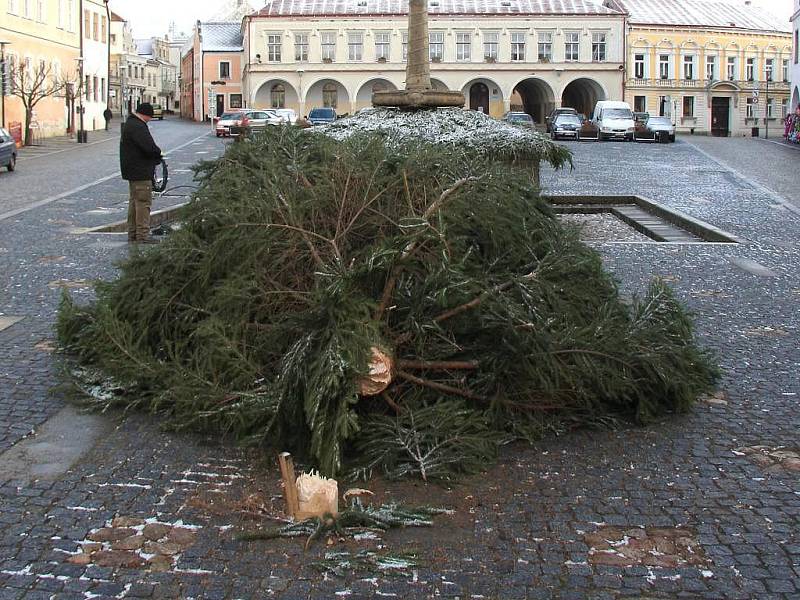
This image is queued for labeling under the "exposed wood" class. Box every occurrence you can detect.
[277,452,300,519]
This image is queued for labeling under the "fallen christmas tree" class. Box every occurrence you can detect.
[57,122,718,480]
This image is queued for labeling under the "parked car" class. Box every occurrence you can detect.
[215,110,247,137]
[501,111,535,127]
[308,107,337,126]
[0,128,17,172]
[151,104,164,120]
[634,112,650,124]
[228,109,283,137]
[272,108,298,124]
[550,113,582,140]
[592,101,635,141]
[545,107,577,133]
[577,114,600,141]
[634,115,676,143]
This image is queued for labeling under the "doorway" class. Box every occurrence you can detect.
[711,97,730,137]
[469,83,489,114]
[216,94,225,119]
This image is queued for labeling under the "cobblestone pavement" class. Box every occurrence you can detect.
[680,135,800,211]
[0,133,799,599]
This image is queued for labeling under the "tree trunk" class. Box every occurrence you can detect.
[24,108,33,147]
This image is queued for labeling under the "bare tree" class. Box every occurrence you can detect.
[8,58,76,146]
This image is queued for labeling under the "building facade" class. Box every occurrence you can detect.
[80,0,111,132]
[792,0,800,109]
[109,12,146,116]
[1,0,80,141]
[181,21,244,121]
[242,0,627,122]
[135,36,179,110]
[610,0,792,137]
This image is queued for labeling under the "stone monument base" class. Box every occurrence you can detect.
[372,89,465,109]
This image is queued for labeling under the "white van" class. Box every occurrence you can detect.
[592,101,635,141]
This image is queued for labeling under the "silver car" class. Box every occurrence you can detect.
[229,109,283,137]
[0,128,17,173]
[635,116,676,143]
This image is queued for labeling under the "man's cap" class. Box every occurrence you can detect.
[137,103,155,118]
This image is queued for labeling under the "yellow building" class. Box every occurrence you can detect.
[1,0,81,141]
[608,0,792,137]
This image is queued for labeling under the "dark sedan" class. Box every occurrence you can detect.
[0,128,17,173]
[550,114,582,140]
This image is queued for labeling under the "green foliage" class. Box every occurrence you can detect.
[57,126,718,479]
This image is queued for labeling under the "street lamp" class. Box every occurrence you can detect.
[209,79,225,133]
[0,40,10,130]
[76,56,86,143]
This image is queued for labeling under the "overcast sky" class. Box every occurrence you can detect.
[110,0,795,40]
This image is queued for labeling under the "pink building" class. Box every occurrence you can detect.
[182,21,244,121]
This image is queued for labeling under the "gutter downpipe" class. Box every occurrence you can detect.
[104,0,111,108]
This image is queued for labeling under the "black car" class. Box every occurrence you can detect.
[545,107,577,133]
[550,114,582,140]
[0,128,17,173]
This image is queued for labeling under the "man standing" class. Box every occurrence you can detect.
[120,103,162,243]
[103,107,113,131]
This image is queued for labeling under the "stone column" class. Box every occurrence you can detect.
[406,0,431,91]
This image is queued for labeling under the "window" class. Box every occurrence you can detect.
[7,0,17,15]
[746,57,755,81]
[348,32,363,61]
[510,32,525,62]
[429,31,444,61]
[85,74,90,100]
[765,58,774,81]
[634,53,645,79]
[36,0,43,21]
[796,30,799,64]
[456,32,471,61]
[219,61,230,79]
[22,0,29,17]
[781,99,788,117]
[402,31,408,61]
[706,55,716,80]
[267,33,282,62]
[321,31,336,61]
[766,98,774,118]
[592,32,606,62]
[57,0,64,27]
[101,15,107,42]
[658,95,671,117]
[634,95,646,113]
[84,9,90,38]
[727,56,737,80]
[67,0,74,31]
[746,97,755,118]
[659,54,670,79]
[537,32,552,61]
[375,32,390,61]
[100,77,105,101]
[270,83,285,108]
[322,82,337,108]
[683,55,694,80]
[295,33,309,61]
[782,59,789,82]
[683,96,694,117]
[564,32,579,62]
[93,12,99,40]
[484,31,499,60]
[230,94,242,109]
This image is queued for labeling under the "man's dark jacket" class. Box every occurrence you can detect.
[120,114,162,182]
